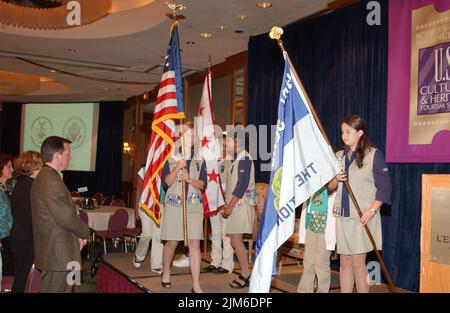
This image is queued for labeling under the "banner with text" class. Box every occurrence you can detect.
[387,0,450,162]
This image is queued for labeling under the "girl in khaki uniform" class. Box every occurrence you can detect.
[160,124,207,293]
[222,132,256,288]
[329,115,391,293]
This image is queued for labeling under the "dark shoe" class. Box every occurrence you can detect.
[161,279,172,288]
[229,274,250,289]
[161,273,171,288]
[203,265,218,273]
[213,267,230,274]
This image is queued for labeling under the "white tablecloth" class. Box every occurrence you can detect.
[80,206,135,231]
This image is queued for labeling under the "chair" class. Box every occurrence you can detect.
[79,210,94,259]
[94,209,129,254]
[110,199,126,207]
[243,183,268,263]
[73,198,82,207]
[102,195,115,206]
[79,210,89,224]
[71,191,81,197]
[277,217,305,275]
[24,265,41,293]
[92,192,104,207]
[123,219,142,251]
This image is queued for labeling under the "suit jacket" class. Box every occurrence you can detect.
[30,165,90,271]
[11,175,34,243]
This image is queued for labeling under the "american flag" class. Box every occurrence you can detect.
[140,23,185,224]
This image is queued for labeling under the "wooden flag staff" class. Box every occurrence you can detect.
[167,1,188,247]
[269,26,397,293]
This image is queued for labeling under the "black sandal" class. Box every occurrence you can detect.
[161,273,172,288]
[161,279,172,288]
[229,274,250,289]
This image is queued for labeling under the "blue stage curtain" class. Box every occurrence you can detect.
[0,101,124,199]
[1,102,22,156]
[247,0,450,291]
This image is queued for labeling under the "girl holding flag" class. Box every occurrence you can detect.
[160,122,207,293]
[329,115,391,293]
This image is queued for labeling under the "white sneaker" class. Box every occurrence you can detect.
[132,255,144,268]
[172,255,189,267]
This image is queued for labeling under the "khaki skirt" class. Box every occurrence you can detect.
[335,214,382,255]
[160,203,204,241]
[225,202,255,235]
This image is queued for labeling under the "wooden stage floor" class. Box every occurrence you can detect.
[99,253,412,293]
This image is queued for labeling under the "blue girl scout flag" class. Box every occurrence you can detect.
[249,52,340,293]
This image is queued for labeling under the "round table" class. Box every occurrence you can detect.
[80,206,135,231]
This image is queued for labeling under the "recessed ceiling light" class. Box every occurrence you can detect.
[186,41,196,45]
[67,48,76,53]
[50,70,56,73]
[256,2,272,9]
[200,32,212,38]
[103,88,108,91]
[40,77,54,82]
[236,14,248,20]
[235,30,244,34]
[217,25,228,31]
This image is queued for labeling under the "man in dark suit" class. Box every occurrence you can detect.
[31,136,90,293]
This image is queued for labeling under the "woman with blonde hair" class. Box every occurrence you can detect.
[160,122,207,293]
[10,151,42,292]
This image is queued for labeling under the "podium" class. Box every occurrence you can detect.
[420,174,450,292]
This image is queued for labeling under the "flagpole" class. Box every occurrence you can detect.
[203,54,212,259]
[269,26,397,293]
[166,3,188,247]
[179,119,188,247]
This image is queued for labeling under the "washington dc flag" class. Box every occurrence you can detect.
[249,52,340,293]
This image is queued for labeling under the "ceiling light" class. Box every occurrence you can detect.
[217,25,228,31]
[50,70,56,73]
[186,41,196,45]
[200,32,212,38]
[236,14,248,20]
[256,2,272,9]
[40,77,55,82]
[0,70,40,95]
[67,48,76,53]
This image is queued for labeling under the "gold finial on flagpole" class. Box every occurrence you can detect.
[267,24,398,293]
[165,1,186,28]
[269,26,286,53]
